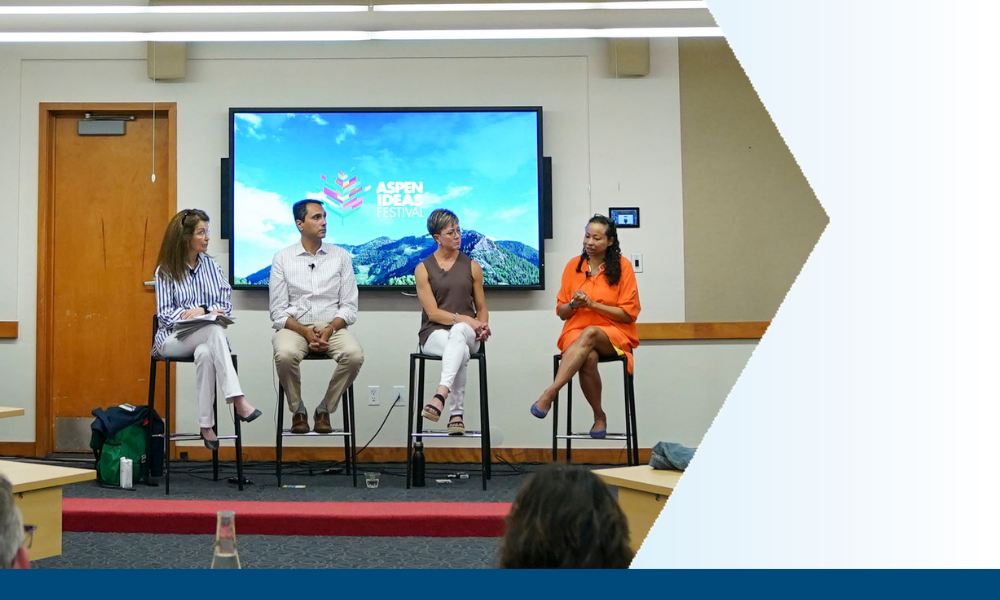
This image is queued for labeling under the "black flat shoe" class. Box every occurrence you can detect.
[201,435,220,451]
[238,409,262,423]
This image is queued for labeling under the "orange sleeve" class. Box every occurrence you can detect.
[555,259,577,312]
[616,256,641,322]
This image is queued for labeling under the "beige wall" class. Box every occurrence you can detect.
[679,38,828,322]
[1,40,727,450]
[0,38,808,451]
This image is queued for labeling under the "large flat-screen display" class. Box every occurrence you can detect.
[228,107,544,290]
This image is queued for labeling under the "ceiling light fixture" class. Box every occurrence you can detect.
[372,27,722,39]
[373,2,707,12]
[0,27,722,43]
[0,5,369,15]
[0,2,707,16]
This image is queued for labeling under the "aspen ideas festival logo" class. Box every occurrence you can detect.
[321,172,427,223]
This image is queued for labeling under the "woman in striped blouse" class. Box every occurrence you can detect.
[152,209,261,450]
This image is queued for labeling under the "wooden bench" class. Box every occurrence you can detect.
[0,460,95,560]
[594,464,682,554]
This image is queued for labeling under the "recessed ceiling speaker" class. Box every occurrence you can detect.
[147,42,187,81]
[608,39,650,78]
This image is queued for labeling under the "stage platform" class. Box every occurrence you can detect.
[56,460,539,538]
[11,458,625,567]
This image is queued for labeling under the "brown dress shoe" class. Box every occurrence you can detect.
[290,412,309,434]
[313,411,334,434]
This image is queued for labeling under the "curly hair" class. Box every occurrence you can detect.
[575,214,623,286]
[155,208,210,283]
[499,464,634,569]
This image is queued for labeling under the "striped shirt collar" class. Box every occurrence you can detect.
[188,253,205,275]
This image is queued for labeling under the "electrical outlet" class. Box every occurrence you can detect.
[393,386,406,407]
[631,253,643,273]
[368,386,380,406]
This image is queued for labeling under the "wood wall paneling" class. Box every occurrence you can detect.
[637,321,769,340]
[0,322,17,338]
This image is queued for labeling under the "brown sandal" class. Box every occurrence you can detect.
[421,394,446,422]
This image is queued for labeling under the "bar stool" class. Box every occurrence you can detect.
[275,353,358,488]
[551,352,639,466]
[406,342,491,490]
[146,315,246,494]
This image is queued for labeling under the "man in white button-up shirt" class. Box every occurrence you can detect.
[269,200,365,434]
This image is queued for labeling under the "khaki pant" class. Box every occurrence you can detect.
[272,322,364,414]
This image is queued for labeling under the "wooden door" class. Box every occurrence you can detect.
[37,103,176,454]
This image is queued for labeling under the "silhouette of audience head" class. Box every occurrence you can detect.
[499,464,633,569]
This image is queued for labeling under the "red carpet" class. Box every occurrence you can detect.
[64,498,511,537]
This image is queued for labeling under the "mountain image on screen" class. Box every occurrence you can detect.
[237,230,539,287]
[229,107,544,289]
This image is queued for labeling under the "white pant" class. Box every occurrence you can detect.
[160,324,243,429]
[420,323,480,416]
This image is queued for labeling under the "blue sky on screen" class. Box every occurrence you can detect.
[232,110,540,278]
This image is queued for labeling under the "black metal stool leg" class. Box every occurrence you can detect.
[622,359,632,466]
[406,355,417,489]
[481,354,491,480]
[341,389,351,480]
[566,374,573,464]
[416,357,426,440]
[212,391,219,481]
[233,414,244,491]
[232,355,243,491]
[276,386,285,487]
[147,358,157,484]
[231,413,244,488]
[628,372,639,466]
[348,385,357,488]
[478,355,488,490]
[165,360,172,495]
[552,355,560,462]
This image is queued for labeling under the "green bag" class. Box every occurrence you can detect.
[93,423,147,486]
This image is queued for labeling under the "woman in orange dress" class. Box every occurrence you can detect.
[531,215,640,438]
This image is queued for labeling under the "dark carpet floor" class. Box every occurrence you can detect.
[56,459,566,502]
[33,532,500,569]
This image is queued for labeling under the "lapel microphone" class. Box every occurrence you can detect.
[309,263,315,270]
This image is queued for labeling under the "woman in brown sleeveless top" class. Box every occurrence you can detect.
[415,209,491,435]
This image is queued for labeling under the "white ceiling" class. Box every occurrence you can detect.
[0,1,719,40]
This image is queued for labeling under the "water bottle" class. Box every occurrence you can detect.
[210,510,241,569]
[412,441,426,487]
[119,457,133,490]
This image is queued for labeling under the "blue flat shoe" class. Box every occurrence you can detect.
[530,403,549,419]
[238,409,262,423]
[589,425,607,439]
